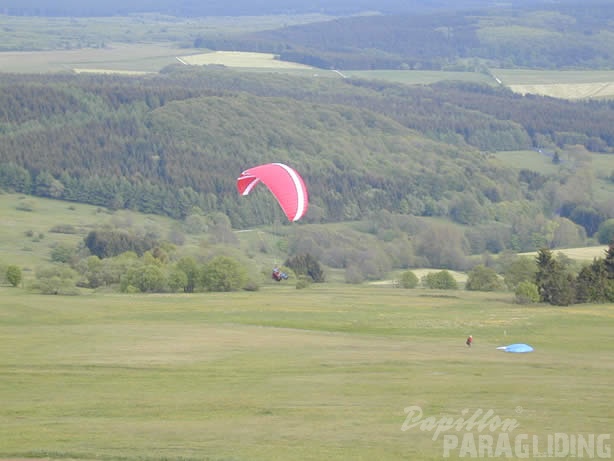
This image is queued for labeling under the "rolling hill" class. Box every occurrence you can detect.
[1,67,614,254]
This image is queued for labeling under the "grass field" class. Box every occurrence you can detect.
[4,38,614,102]
[492,69,614,100]
[2,13,614,102]
[0,13,332,54]
[345,70,492,85]
[493,149,614,203]
[518,246,609,262]
[178,51,315,70]
[0,43,198,74]
[0,193,185,274]
[0,284,612,460]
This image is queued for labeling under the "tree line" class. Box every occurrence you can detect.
[535,245,614,305]
[5,219,612,305]
[398,242,614,306]
[0,222,326,294]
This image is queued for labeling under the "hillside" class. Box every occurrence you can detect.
[1,67,614,252]
[199,1,614,71]
[0,191,476,286]
[3,1,614,73]
[1,190,609,292]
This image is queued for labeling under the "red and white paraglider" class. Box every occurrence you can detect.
[237,162,308,222]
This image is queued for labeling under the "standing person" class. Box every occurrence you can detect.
[466,335,473,347]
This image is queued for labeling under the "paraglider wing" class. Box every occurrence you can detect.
[237,163,308,222]
[497,343,534,353]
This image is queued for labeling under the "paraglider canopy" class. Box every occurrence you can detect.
[496,344,534,353]
[237,162,308,222]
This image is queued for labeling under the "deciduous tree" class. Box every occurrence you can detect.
[6,265,22,287]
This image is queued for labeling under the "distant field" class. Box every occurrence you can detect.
[0,13,333,53]
[3,40,614,100]
[0,193,184,273]
[346,69,492,85]
[519,246,609,261]
[178,51,315,70]
[175,53,497,84]
[493,149,614,202]
[0,42,195,73]
[0,285,612,460]
[1,13,614,99]
[493,69,614,100]
[0,46,335,76]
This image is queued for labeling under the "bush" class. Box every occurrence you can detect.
[84,229,157,258]
[201,255,248,292]
[49,224,78,234]
[399,270,419,288]
[50,243,76,264]
[167,267,188,293]
[31,264,79,295]
[15,198,36,211]
[285,253,325,282]
[502,256,537,290]
[296,276,311,289]
[515,281,540,304]
[597,219,614,245]
[465,265,503,291]
[243,279,260,291]
[120,264,167,293]
[422,270,458,290]
[6,265,22,287]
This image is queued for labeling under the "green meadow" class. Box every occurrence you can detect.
[492,69,614,86]
[492,69,614,100]
[4,39,614,101]
[493,150,614,203]
[0,285,612,460]
[344,69,492,85]
[0,193,183,274]
[0,43,197,74]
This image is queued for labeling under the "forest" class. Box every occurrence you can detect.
[198,1,614,70]
[1,66,613,257]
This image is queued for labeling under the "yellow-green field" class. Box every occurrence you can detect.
[0,42,201,74]
[345,69,492,85]
[1,12,614,101]
[177,51,315,70]
[3,41,614,101]
[0,193,184,272]
[493,150,614,203]
[519,246,609,261]
[0,285,612,461]
[493,69,614,100]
